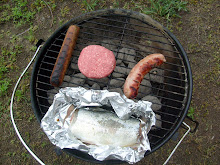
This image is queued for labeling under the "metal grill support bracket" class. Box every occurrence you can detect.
[163,122,191,165]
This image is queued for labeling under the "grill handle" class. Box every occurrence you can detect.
[163,122,191,165]
[184,116,199,133]
[36,39,45,47]
[10,45,45,165]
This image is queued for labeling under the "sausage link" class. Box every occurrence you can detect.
[50,25,80,87]
[123,54,166,99]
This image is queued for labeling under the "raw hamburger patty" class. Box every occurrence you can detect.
[78,45,116,78]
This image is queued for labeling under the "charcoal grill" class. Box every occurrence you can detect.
[30,9,193,163]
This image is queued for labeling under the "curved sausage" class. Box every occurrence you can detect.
[50,25,80,87]
[123,54,166,99]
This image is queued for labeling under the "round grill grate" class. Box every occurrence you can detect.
[30,9,192,163]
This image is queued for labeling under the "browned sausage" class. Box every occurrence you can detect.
[50,25,80,87]
[123,54,166,99]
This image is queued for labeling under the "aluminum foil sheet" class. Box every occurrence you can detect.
[41,87,156,164]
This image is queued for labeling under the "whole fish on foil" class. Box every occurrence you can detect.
[68,108,141,147]
[41,87,155,164]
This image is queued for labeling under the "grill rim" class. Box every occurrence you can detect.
[30,9,193,163]
[145,26,193,155]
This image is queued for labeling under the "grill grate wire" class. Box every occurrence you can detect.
[34,15,189,151]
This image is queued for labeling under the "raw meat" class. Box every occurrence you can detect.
[78,45,116,78]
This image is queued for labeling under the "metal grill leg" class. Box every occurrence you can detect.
[163,122,191,165]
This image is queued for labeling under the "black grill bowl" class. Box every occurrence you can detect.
[30,9,192,164]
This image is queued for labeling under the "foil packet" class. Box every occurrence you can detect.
[41,87,155,164]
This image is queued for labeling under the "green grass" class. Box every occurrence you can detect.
[0,35,23,97]
[0,79,11,97]
[73,0,188,22]
[140,0,188,21]
[0,11,27,120]
[0,46,18,96]
[0,1,43,105]
[80,0,100,13]
[24,26,38,43]
[187,106,195,120]
[61,6,70,17]
[0,0,57,27]
[0,0,36,27]
[15,90,25,102]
